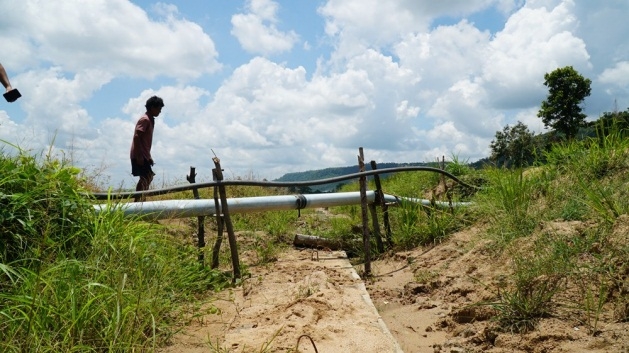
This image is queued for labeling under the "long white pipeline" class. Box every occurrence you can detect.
[93,191,471,220]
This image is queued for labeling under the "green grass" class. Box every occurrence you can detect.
[0,143,231,351]
[472,168,539,247]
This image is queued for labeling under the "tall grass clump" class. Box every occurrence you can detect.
[0,146,94,265]
[542,123,629,224]
[490,252,567,333]
[473,168,538,246]
[444,153,473,178]
[390,200,465,249]
[543,122,629,184]
[484,225,590,333]
[0,144,230,352]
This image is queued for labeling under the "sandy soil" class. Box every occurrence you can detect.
[160,219,629,353]
[367,225,629,353]
[160,248,402,353]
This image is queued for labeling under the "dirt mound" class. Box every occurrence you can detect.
[368,226,629,353]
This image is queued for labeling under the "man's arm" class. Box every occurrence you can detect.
[132,131,145,164]
[0,63,13,92]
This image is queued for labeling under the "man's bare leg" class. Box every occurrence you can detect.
[134,174,153,202]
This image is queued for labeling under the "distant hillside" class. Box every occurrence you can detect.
[274,162,433,192]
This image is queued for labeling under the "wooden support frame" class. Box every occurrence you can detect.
[212,157,241,281]
[186,167,206,264]
[358,147,371,276]
[211,168,225,269]
[370,161,393,248]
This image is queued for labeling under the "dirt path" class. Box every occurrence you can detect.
[161,249,403,353]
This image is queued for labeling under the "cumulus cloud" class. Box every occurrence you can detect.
[318,0,521,60]
[231,0,299,56]
[18,68,112,132]
[481,0,590,109]
[318,0,427,59]
[599,61,629,87]
[0,0,220,80]
[401,0,523,18]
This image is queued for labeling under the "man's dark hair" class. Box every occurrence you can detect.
[145,96,164,109]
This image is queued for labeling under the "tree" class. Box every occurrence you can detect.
[490,121,537,168]
[537,66,592,139]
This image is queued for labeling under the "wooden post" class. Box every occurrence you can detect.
[211,157,241,281]
[440,156,446,190]
[211,168,225,269]
[367,161,383,253]
[370,160,392,248]
[186,167,205,264]
[358,147,371,276]
[441,155,453,209]
[369,204,383,253]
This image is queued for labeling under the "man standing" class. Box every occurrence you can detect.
[130,95,164,202]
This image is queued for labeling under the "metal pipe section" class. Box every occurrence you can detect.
[93,191,471,220]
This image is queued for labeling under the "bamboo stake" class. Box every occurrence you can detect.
[370,160,390,249]
[211,168,225,269]
[212,156,241,281]
[358,147,371,276]
[186,167,206,264]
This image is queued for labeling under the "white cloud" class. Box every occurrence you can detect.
[8,68,112,153]
[395,100,420,122]
[482,0,590,109]
[231,0,299,56]
[318,0,427,59]
[401,0,523,18]
[513,107,548,133]
[395,20,490,91]
[318,0,521,60]
[0,0,220,80]
[599,61,629,87]
[122,86,209,124]
[0,112,21,142]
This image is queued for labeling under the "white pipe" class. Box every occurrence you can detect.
[93,191,471,220]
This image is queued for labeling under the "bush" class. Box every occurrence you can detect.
[0,148,94,264]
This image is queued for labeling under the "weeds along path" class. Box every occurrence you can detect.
[160,248,403,353]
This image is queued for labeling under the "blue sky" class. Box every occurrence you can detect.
[1,0,628,190]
